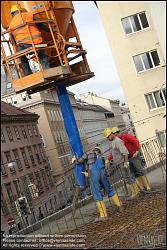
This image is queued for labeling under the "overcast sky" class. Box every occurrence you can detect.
[67,1,127,103]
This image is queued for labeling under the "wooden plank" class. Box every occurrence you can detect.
[44,66,71,79]
[65,42,82,48]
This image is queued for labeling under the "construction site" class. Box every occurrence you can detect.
[1,1,166,249]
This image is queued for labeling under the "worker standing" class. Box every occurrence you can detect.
[8,5,49,76]
[72,146,122,221]
[103,128,140,198]
[110,127,151,192]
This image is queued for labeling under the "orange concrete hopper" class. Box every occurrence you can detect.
[1,1,94,94]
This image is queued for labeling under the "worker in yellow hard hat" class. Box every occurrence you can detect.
[8,4,49,76]
[110,127,151,193]
[72,145,123,221]
[103,128,139,199]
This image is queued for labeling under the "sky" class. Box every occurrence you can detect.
[67,1,127,103]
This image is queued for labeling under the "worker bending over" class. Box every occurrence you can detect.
[72,146,122,221]
[8,5,49,76]
[103,128,140,199]
[111,127,151,192]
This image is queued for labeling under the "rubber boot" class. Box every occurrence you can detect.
[134,182,141,194]
[111,194,124,212]
[136,177,144,191]
[95,201,108,221]
[128,182,140,199]
[140,176,151,191]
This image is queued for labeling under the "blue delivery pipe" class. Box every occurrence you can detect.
[54,83,86,189]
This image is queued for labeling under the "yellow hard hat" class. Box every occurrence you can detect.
[103,128,113,138]
[111,127,120,134]
[11,5,21,14]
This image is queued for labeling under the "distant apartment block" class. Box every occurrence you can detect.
[80,92,126,132]
[1,101,67,234]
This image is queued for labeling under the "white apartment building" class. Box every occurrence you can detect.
[96,1,166,144]
[80,92,126,132]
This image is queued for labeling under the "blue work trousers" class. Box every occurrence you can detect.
[17,44,49,76]
[90,158,115,201]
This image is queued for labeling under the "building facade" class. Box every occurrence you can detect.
[80,92,126,132]
[96,1,166,143]
[77,100,114,157]
[1,90,88,184]
[1,101,71,234]
[121,106,136,136]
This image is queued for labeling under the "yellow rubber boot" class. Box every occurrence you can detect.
[133,182,140,194]
[111,193,123,212]
[140,176,151,191]
[136,177,144,190]
[96,201,108,220]
[111,194,122,207]
[129,183,139,199]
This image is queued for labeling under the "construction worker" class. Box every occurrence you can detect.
[103,128,140,199]
[8,5,49,76]
[111,127,151,192]
[72,146,122,221]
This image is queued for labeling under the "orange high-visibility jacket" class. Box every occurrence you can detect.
[8,12,43,45]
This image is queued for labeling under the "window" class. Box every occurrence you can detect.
[1,193,8,214]
[40,134,46,148]
[5,183,15,207]
[34,171,44,194]
[157,130,166,148]
[13,180,21,197]
[1,131,6,143]
[4,151,16,173]
[133,50,160,72]
[6,127,13,141]
[145,89,166,110]
[45,166,54,187]
[21,93,32,101]
[27,146,36,166]
[20,148,29,167]
[122,12,149,34]
[21,126,27,139]
[38,143,46,161]
[1,158,7,176]
[13,149,23,170]
[14,126,21,140]
[27,125,33,137]
[41,169,49,189]
[6,96,17,105]
[32,125,38,136]
[33,145,41,164]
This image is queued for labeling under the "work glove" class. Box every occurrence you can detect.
[71,155,77,164]
[82,171,89,177]
[123,161,130,168]
[105,159,110,164]
[132,151,139,158]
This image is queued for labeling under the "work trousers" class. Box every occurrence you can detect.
[17,44,49,76]
[112,163,136,185]
[129,156,145,178]
[89,159,115,202]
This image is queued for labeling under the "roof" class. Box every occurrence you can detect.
[1,101,39,121]
[76,100,114,115]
